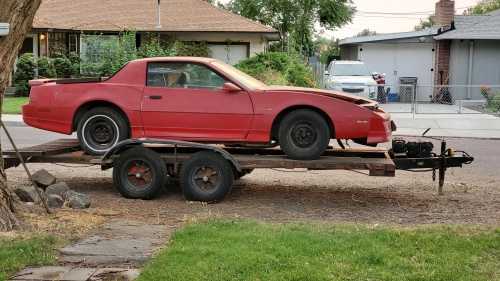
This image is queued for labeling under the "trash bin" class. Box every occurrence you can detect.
[399,77,418,103]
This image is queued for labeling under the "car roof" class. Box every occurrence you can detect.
[132,57,218,64]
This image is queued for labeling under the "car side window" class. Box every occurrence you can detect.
[147,62,226,90]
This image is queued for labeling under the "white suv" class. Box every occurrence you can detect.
[324,61,377,100]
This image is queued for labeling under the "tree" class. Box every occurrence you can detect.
[464,0,500,15]
[0,0,42,231]
[414,16,435,31]
[221,0,355,57]
[356,28,377,37]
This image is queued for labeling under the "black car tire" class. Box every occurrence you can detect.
[113,146,167,199]
[278,109,330,160]
[180,151,234,202]
[77,107,129,155]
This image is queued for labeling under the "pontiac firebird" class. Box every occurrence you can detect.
[23,57,394,160]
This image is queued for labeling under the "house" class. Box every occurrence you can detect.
[20,0,279,65]
[339,0,500,101]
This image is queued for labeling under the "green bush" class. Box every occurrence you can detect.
[36,56,56,78]
[489,94,500,112]
[13,53,37,96]
[236,52,316,87]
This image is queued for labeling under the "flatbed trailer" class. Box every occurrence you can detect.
[2,138,474,202]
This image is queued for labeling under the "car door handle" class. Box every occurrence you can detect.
[149,95,162,100]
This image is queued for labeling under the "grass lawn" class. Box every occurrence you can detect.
[138,220,500,281]
[0,236,58,281]
[2,97,29,115]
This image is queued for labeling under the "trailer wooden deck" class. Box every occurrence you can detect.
[2,139,396,177]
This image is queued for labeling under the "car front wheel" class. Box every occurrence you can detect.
[77,107,129,155]
[278,109,330,160]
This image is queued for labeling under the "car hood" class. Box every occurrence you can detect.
[265,85,377,105]
[329,76,377,85]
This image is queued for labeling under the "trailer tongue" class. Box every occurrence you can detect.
[2,138,474,202]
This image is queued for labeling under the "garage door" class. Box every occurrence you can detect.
[359,43,434,101]
[208,44,249,65]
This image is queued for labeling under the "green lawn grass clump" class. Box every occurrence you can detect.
[2,97,29,114]
[138,220,500,281]
[0,236,58,281]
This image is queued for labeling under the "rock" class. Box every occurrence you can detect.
[46,182,70,197]
[15,186,44,203]
[47,194,64,208]
[32,169,56,188]
[64,190,91,209]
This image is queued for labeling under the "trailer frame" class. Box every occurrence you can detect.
[2,137,474,201]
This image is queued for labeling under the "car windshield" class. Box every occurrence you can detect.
[331,63,371,76]
[211,61,267,89]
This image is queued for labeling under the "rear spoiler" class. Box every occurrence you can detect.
[29,77,104,86]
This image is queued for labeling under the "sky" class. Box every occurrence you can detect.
[217,0,481,39]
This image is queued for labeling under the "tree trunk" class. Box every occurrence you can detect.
[0,0,42,231]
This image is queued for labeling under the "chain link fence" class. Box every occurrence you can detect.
[318,81,500,116]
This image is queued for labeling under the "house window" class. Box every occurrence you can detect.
[69,34,79,53]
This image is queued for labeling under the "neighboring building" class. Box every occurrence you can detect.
[21,0,279,65]
[340,0,500,101]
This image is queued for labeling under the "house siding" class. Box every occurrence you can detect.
[450,39,500,99]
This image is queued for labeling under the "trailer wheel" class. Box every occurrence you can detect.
[180,151,234,202]
[113,147,167,199]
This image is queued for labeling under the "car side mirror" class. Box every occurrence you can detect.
[222,82,242,93]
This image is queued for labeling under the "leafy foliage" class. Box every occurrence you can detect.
[222,0,355,57]
[13,54,36,96]
[415,16,435,31]
[80,32,210,76]
[465,0,500,15]
[236,52,316,87]
[356,28,377,37]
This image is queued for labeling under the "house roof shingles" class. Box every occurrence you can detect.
[33,0,278,35]
[435,10,500,40]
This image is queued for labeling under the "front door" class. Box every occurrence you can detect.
[142,61,254,141]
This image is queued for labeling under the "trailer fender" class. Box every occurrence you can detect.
[101,138,242,172]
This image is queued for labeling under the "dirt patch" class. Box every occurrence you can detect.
[6,163,499,227]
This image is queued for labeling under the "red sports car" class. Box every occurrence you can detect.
[23,57,394,160]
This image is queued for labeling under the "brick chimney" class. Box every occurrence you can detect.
[434,0,455,87]
[435,0,455,26]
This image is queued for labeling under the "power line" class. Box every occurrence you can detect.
[356,6,473,16]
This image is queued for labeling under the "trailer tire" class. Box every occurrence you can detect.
[180,151,234,202]
[279,109,330,160]
[113,147,167,200]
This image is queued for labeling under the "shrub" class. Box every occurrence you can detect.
[36,56,56,78]
[13,53,37,96]
[52,53,73,78]
[489,94,500,112]
[173,41,210,57]
[236,52,316,87]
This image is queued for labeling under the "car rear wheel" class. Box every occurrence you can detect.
[278,109,330,160]
[77,107,129,155]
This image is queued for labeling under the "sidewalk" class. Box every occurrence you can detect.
[1,114,24,126]
[391,112,500,139]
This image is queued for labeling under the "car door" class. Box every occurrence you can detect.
[141,61,254,141]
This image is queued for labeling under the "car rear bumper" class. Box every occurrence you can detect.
[22,104,72,135]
